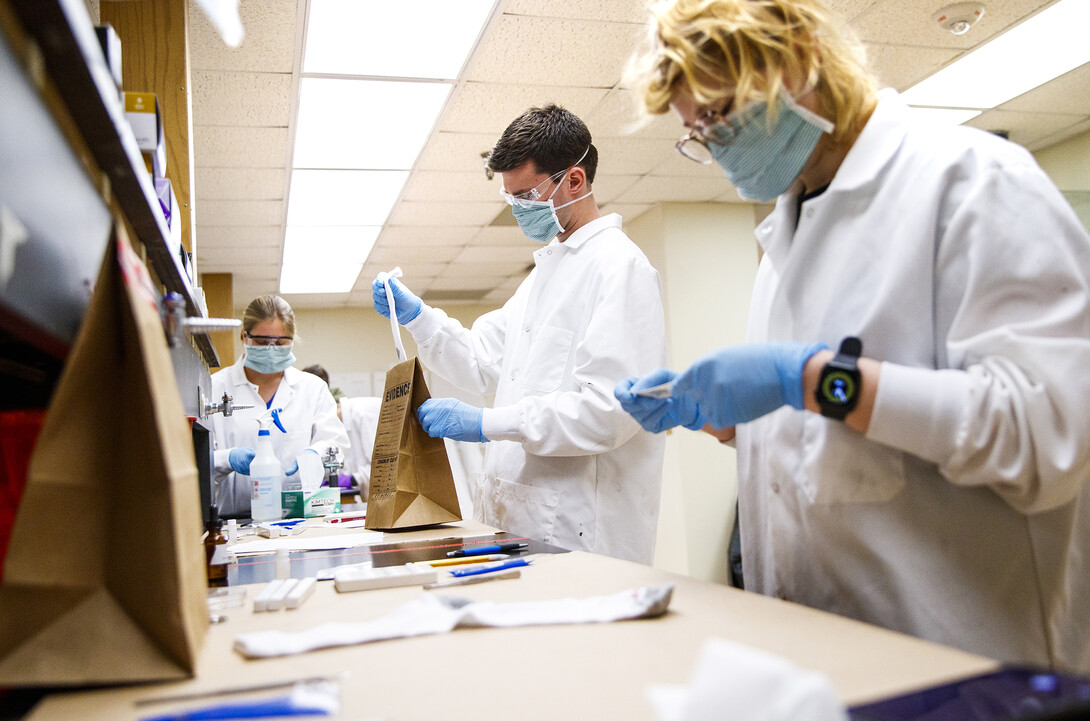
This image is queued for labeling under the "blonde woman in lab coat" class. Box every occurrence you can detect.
[210,295,348,518]
[617,0,1090,672]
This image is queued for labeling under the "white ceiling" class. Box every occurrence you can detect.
[188,0,1090,310]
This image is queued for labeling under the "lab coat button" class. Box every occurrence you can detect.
[805,208,814,217]
[771,482,781,494]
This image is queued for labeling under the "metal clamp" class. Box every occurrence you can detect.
[161,291,241,348]
[204,391,253,418]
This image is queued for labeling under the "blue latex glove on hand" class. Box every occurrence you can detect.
[285,448,319,476]
[371,275,423,325]
[417,398,487,443]
[672,342,827,429]
[614,370,705,434]
[228,447,256,475]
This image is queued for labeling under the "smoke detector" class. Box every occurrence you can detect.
[933,3,985,35]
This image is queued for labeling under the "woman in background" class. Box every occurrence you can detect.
[210,295,348,518]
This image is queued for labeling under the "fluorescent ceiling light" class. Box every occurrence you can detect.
[907,107,982,125]
[901,0,1090,110]
[287,169,409,226]
[304,0,495,79]
[293,78,451,170]
[279,226,381,294]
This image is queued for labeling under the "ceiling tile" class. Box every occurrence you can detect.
[464,15,644,87]
[376,225,479,247]
[192,71,293,127]
[615,176,727,204]
[427,275,512,291]
[279,292,352,308]
[439,82,609,134]
[865,43,956,91]
[196,245,282,266]
[1000,64,1090,115]
[193,126,289,167]
[190,0,298,73]
[381,263,449,280]
[416,131,501,171]
[601,203,654,223]
[468,226,531,247]
[592,175,641,205]
[584,89,682,139]
[194,224,283,247]
[854,0,1054,49]
[402,171,501,203]
[651,152,730,178]
[500,0,652,23]
[366,245,461,264]
[967,109,1089,151]
[454,245,536,264]
[195,167,286,200]
[198,199,284,226]
[386,200,503,227]
[449,260,534,277]
[596,136,676,175]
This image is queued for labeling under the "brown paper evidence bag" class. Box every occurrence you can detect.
[0,230,208,685]
[365,270,461,530]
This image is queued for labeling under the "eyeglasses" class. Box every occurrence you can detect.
[499,168,567,208]
[245,332,293,347]
[676,99,740,165]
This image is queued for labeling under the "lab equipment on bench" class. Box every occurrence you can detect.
[333,563,437,593]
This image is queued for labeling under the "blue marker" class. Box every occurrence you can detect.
[270,518,305,527]
[448,558,530,578]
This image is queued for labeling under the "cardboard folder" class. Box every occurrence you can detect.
[0,229,208,684]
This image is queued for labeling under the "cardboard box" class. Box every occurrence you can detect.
[124,92,166,178]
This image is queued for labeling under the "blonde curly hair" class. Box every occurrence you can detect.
[628,0,878,142]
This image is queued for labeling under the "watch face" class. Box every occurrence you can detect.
[821,370,857,405]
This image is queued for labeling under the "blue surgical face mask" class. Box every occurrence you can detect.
[244,343,295,374]
[502,147,594,243]
[708,95,834,202]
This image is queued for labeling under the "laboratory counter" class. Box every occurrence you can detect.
[22,520,998,721]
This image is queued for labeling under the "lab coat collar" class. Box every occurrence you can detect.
[224,354,300,407]
[756,89,908,259]
[543,213,622,253]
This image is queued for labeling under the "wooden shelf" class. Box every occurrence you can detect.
[8,0,218,367]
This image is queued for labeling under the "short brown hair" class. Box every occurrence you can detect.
[487,104,598,184]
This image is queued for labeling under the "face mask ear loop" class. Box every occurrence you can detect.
[781,93,835,134]
[545,144,593,233]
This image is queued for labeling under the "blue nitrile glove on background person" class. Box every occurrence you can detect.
[417,398,488,443]
[615,342,826,433]
[371,274,423,325]
[228,447,256,475]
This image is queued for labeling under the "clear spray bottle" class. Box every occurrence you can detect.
[249,416,283,522]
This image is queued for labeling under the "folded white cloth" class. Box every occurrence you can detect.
[647,637,848,721]
[235,584,673,658]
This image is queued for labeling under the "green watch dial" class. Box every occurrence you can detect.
[820,370,857,405]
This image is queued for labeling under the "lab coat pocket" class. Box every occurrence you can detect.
[523,325,574,393]
[488,476,560,543]
[801,417,905,504]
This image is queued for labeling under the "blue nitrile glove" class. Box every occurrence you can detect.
[228,447,256,475]
[671,342,827,429]
[371,275,423,325]
[417,398,487,443]
[614,369,705,433]
[285,448,319,476]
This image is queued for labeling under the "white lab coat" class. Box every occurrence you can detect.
[210,358,349,517]
[339,396,381,496]
[737,90,1090,671]
[405,214,667,563]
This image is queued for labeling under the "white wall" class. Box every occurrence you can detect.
[1035,128,1090,232]
[626,203,760,583]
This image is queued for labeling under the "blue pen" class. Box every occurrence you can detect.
[447,542,528,558]
[270,518,305,527]
[448,558,530,578]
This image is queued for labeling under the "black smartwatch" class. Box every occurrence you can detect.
[816,336,862,420]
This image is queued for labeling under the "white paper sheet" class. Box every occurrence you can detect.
[230,531,384,556]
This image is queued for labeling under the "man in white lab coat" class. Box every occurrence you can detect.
[372,105,667,564]
[616,0,1090,672]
